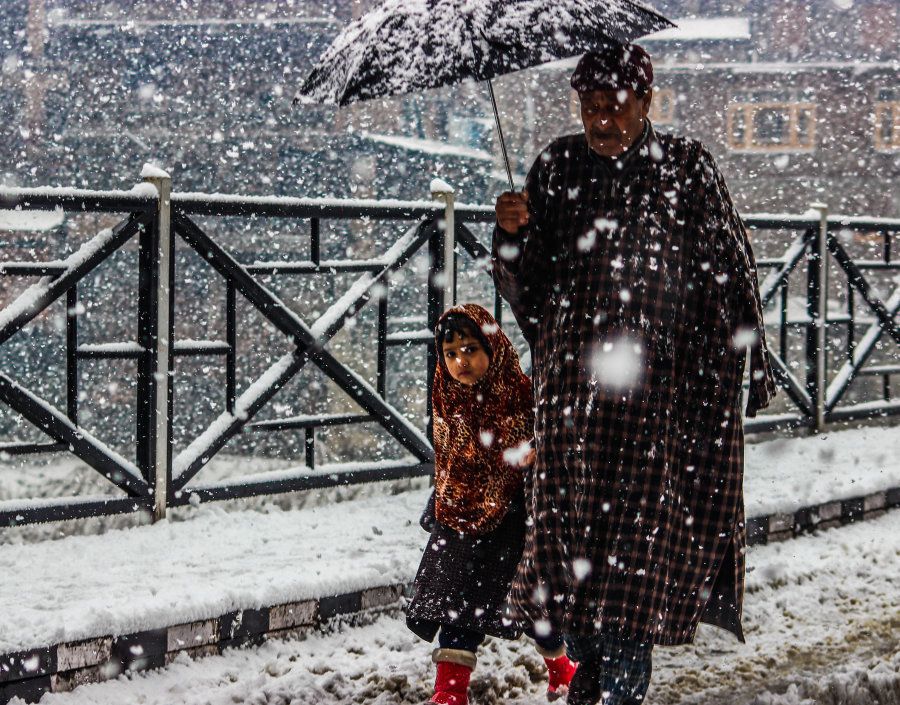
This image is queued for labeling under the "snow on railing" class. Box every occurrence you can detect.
[172,220,433,482]
[309,222,422,339]
[173,351,300,479]
[0,184,158,213]
[0,376,144,485]
[77,342,145,355]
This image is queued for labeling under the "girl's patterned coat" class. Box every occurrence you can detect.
[492,124,776,646]
[406,304,535,640]
[431,304,535,534]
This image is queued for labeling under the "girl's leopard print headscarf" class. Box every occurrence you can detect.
[432,304,535,534]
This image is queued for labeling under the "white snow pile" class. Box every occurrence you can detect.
[429,177,456,194]
[139,163,171,179]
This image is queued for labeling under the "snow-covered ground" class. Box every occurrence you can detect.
[14,512,899,705]
[0,424,898,703]
[1,424,898,657]
[742,424,897,517]
[0,488,428,654]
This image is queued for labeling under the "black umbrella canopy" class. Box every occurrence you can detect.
[296,0,674,190]
[298,0,673,106]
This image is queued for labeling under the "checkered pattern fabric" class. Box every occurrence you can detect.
[492,123,775,646]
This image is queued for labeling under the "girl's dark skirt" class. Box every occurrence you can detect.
[406,500,526,642]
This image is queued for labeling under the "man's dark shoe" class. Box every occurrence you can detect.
[565,658,648,705]
[565,659,601,705]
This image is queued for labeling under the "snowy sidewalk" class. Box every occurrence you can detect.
[0,425,898,699]
[18,513,900,705]
[2,424,899,654]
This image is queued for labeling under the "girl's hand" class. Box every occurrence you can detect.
[522,448,536,467]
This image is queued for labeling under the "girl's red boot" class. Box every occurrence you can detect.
[542,651,577,702]
[429,648,476,705]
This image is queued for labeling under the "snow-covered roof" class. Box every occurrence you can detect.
[0,208,65,232]
[538,57,899,74]
[656,60,900,73]
[361,133,495,162]
[644,16,751,42]
[538,16,753,72]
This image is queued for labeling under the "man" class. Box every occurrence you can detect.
[493,43,776,705]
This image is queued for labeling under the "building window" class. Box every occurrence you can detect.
[726,91,817,152]
[874,89,900,151]
[649,88,676,124]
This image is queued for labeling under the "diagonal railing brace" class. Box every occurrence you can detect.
[0,373,149,498]
[170,212,434,489]
[0,214,151,346]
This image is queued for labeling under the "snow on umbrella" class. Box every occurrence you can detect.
[295,0,674,189]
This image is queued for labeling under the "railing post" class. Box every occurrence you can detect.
[425,185,450,447]
[430,178,456,307]
[810,202,828,432]
[143,167,173,522]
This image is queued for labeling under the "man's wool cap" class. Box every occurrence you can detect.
[570,43,653,94]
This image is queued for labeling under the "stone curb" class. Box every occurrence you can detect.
[745,487,898,546]
[2,490,897,704]
[0,585,403,704]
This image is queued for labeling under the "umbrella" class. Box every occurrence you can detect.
[296,0,674,190]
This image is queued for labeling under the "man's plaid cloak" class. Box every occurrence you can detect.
[492,123,776,645]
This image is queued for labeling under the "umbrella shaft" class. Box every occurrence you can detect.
[488,80,515,192]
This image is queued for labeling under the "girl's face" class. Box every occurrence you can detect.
[442,333,490,385]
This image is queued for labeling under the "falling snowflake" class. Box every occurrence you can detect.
[590,337,643,389]
[573,558,592,581]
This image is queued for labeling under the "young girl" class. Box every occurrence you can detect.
[406,304,576,705]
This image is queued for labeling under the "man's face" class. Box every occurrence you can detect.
[579,88,652,157]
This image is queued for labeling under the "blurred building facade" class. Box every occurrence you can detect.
[506,0,899,216]
[0,0,896,214]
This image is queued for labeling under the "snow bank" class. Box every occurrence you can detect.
[0,490,428,654]
[744,425,900,517]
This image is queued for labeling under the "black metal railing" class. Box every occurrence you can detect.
[748,210,900,431]
[0,180,897,526]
